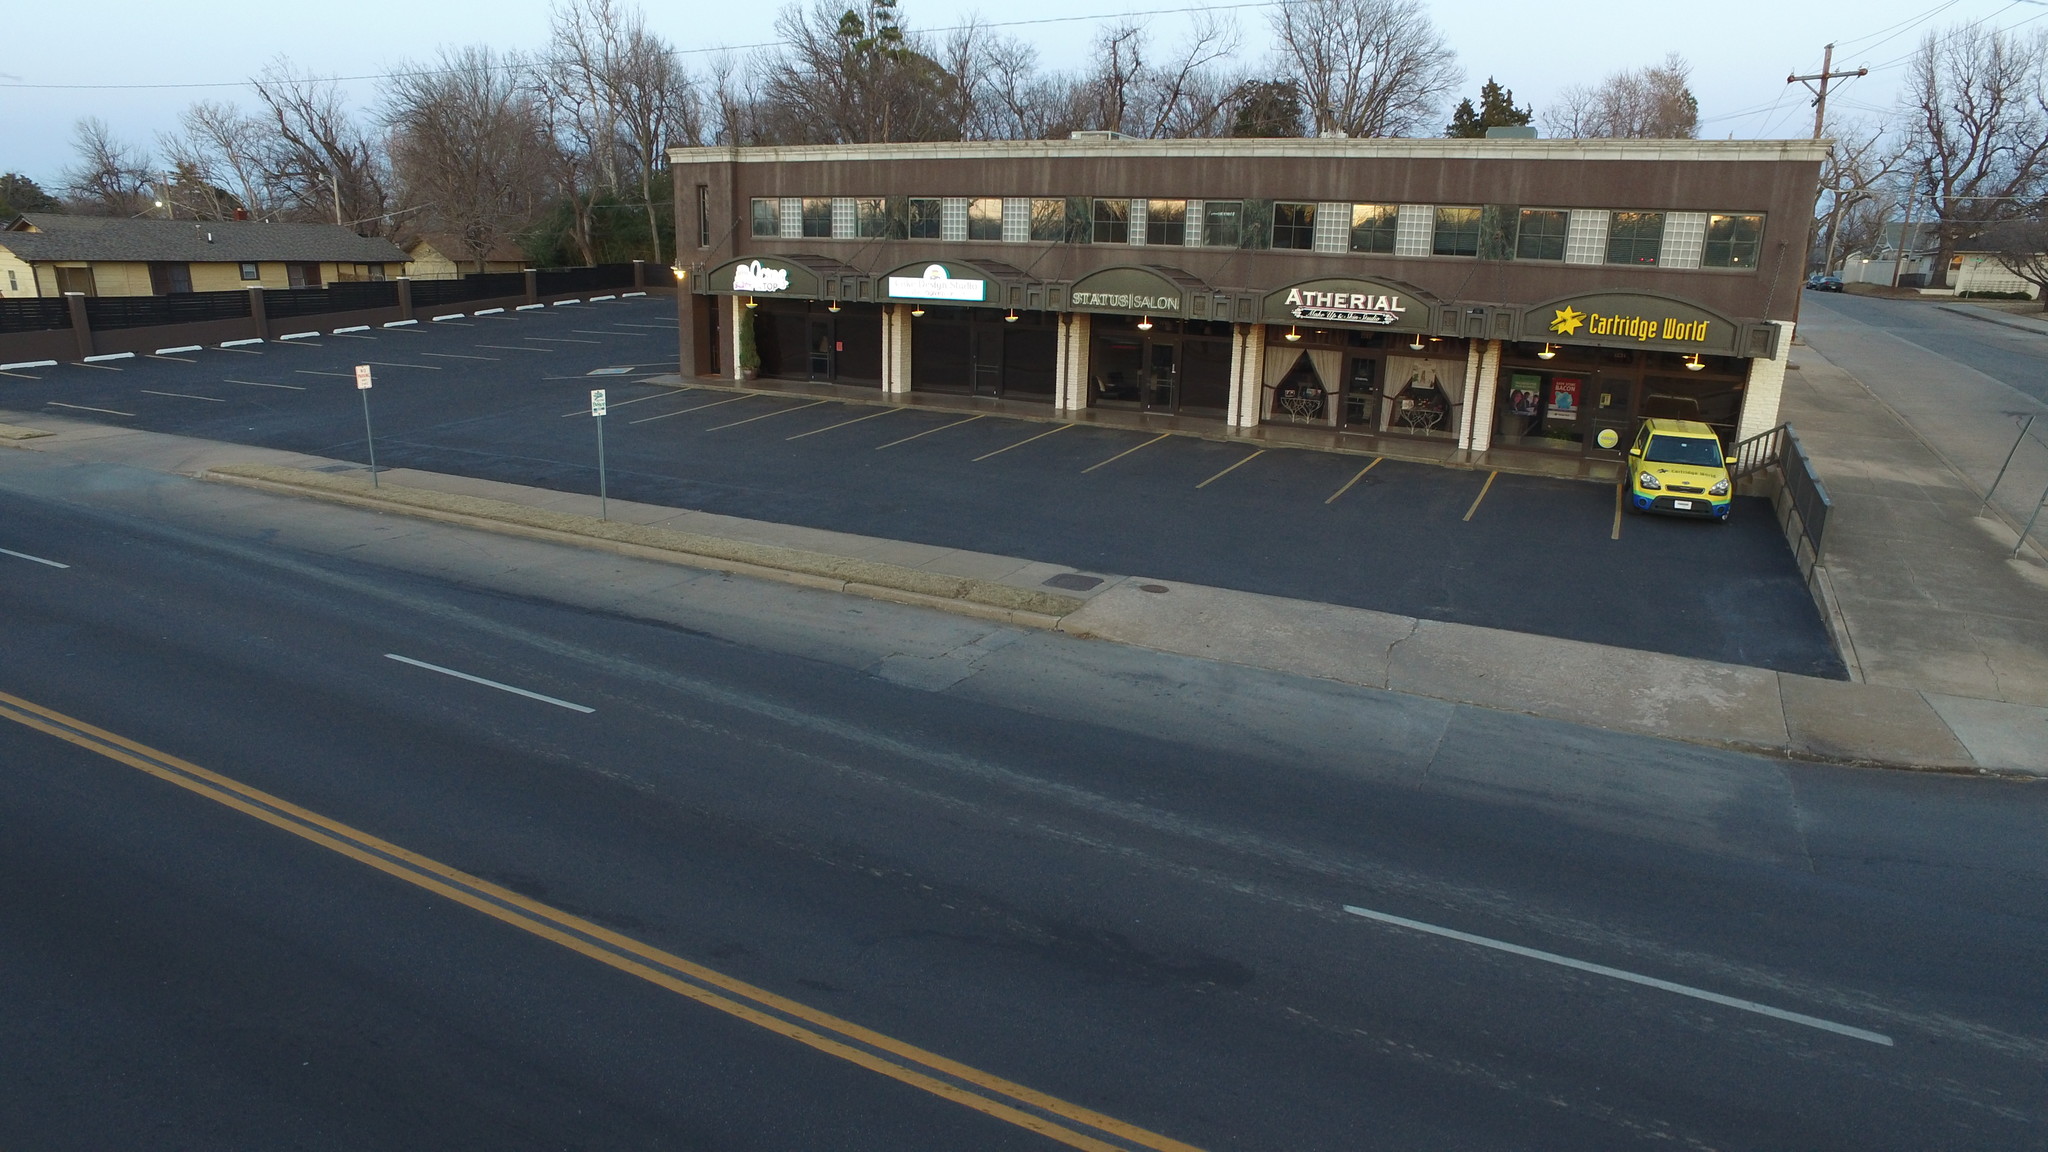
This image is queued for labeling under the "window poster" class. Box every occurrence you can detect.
[1507,372,1542,418]
[1547,376,1582,421]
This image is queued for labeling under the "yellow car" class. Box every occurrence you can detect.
[1625,418,1735,520]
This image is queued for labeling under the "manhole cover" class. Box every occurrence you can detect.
[1043,573,1104,591]
[1139,583,1170,594]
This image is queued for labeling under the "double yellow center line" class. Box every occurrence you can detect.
[0,688,1202,1152]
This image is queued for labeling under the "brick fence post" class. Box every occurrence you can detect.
[632,259,647,289]
[64,292,93,360]
[523,268,539,306]
[247,286,270,341]
[395,277,414,322]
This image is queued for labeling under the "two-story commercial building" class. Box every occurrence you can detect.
[666,135,1823,467]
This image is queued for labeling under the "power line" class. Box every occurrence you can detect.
[0,0,1283,92]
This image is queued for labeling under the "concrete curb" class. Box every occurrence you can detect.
[202,464,1082,626]
[1937,303,2048,337]
[0,423,54,441]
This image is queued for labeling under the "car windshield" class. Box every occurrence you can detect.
[1645,435,1724,466]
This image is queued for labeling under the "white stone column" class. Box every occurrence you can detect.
[1229,323,1266,428]
[1465,340,1502,453]
[1736,320,1795,443]
[1454,340,1484,450]
[881,304,913,396]
[1059,312,1092,411]
[727,295,745,381]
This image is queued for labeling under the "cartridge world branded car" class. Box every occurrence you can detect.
[1625,418,1737,520]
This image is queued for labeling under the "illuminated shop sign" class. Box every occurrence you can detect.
[729,260,791,293]
[887,264,986,302]
[1073,291,1179,311]
[1285,288,1405,326]
[1550,304,1709,343]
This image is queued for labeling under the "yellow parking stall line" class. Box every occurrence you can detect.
[1462,471,1499,522]
[1195,450,1264,490]
[629,393,751,424]
[1325,458,1383,504]
[1612,481,1626,540]
[875,413,984,450]
[788,406,903,440]
[1081,432,1171,474]
[973,422,1073,462]
[704,398,830,431]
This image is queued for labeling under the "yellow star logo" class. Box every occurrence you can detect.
[1550,306,1585,336]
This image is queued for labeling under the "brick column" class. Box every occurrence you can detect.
[676,281,697,377]
[632,259,647,289]
[1736,320,1795,443]
[64,292,93,360]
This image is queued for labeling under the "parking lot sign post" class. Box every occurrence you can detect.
[591,389,608,520]
[355,365,378,488]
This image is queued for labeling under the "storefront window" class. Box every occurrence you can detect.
[1432,207,1482,257]
[1516,209,1567,261]
[854,198,889,238]
[801,198,832,238]
[1272,202,1316,250]
[1606,211,1665,265]
[1348,204,1398,253]
[1703,213,1763,268]
[908,197,943,239]
[1202,200,1243,247]
[1147,199,1186,245]
[750,198,779,238]
[1093,199,1130,244]
[968,198,1003,240]
[1030,198,1066,241]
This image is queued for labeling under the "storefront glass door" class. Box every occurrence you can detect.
[1144,342,1178,411]
[971,327,1003,396]
[806,317,835,381]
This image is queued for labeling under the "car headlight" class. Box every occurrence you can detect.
[1709,478,1729,496]
[1638,472,1661,490]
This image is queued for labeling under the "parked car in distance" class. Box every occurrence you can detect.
[1805,274,1844,292]
[1626,418,1735,520]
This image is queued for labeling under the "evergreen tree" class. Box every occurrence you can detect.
[1230,79,1305,138]
[0,173,61,218]
[1446,78,1535,138]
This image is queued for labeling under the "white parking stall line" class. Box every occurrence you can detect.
[46,400,134,416]
[383,654,595,713]
[0,546,69,569]
[524,336,601,344]
[223,378,307,391]
[0,369,45,380]
[362,361,442,370]
[139,390,226,403]
[146,354,198,363]
[1340,904,1895,1047]
[419,353,499,361]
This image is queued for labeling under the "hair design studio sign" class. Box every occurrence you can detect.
[886,263,987,302]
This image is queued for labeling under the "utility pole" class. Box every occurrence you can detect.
[1890,184,1918,290]
[1788,43,1868,141]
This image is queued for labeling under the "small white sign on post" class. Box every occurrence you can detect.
[354,364,373,390]
[590,389,607,417]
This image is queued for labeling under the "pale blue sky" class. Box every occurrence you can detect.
[2,0,2040,186]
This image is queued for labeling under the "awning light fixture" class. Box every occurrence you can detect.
[744,296,757,309]
[1283,325,1302,343]
[1136,315,1153,331]
[1537,343,1557,359]
[1004,309,1018,323]
[1684,353,1705,371]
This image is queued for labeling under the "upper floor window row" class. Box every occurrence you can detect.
[747,197,1764,271]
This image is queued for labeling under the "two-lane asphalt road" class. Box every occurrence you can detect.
[1,465,2043,1150]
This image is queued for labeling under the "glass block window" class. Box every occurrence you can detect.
[1093,199,1130,244]
[830,197,856,239]
[750,198,779,238]
[1349,204,1399,253]
[1128,198,1148,245]
[1606,211,1665,265]
[1659,212,1707,268]
[1432,207,1483,257]
[1313,203,1349,253]
[800,197,832,238]
[1202,200,1242,247]
[1271,202,1317,251]
[1002,198,1031,243]
[779,197,803,239]
[853,198,889,238]
[1703,214,1764,269]
[1516,209,1568,261]
[1147,199,1186,246]
[1394,205,1434,257]
[1184,201,1205,245]
[941,198,968,242]
[1029,199,1067,242]
[1564,209,1608,264]
[967,198,1002,241]
[907,197,942,239]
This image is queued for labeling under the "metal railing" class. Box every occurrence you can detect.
[1731,424,1785,479]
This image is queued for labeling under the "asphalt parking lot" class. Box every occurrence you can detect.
[0,296,1843,677]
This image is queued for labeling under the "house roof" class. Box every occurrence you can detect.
[407,233,527,265]
[0,214,406,264]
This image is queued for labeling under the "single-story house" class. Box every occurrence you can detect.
[403,234,528,279]
[0,213,408,298]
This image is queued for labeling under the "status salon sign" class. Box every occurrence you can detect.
[1536,293,1738,353]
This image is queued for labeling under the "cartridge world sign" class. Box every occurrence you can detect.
[1261,278,1430,331]
[1529,292,1739,355]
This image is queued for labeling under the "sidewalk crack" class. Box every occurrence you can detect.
[1381,618,1422,690]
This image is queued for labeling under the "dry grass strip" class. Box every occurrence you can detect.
[0,424,54,440]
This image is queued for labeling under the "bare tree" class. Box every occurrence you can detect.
[1544,54,1699,139]
[62,117,154,216]
[1813,118,1907,273]
[386,45,553,273]
[159,102,277,220]
[250,59,392,230]
[1983,214,2048,311]
[1901,23,2048,288]
[1267,0,1460,138]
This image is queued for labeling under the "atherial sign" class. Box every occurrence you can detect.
[1286,288,1406,326]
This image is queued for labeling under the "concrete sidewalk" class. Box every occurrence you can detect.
[5,410,2041,776]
